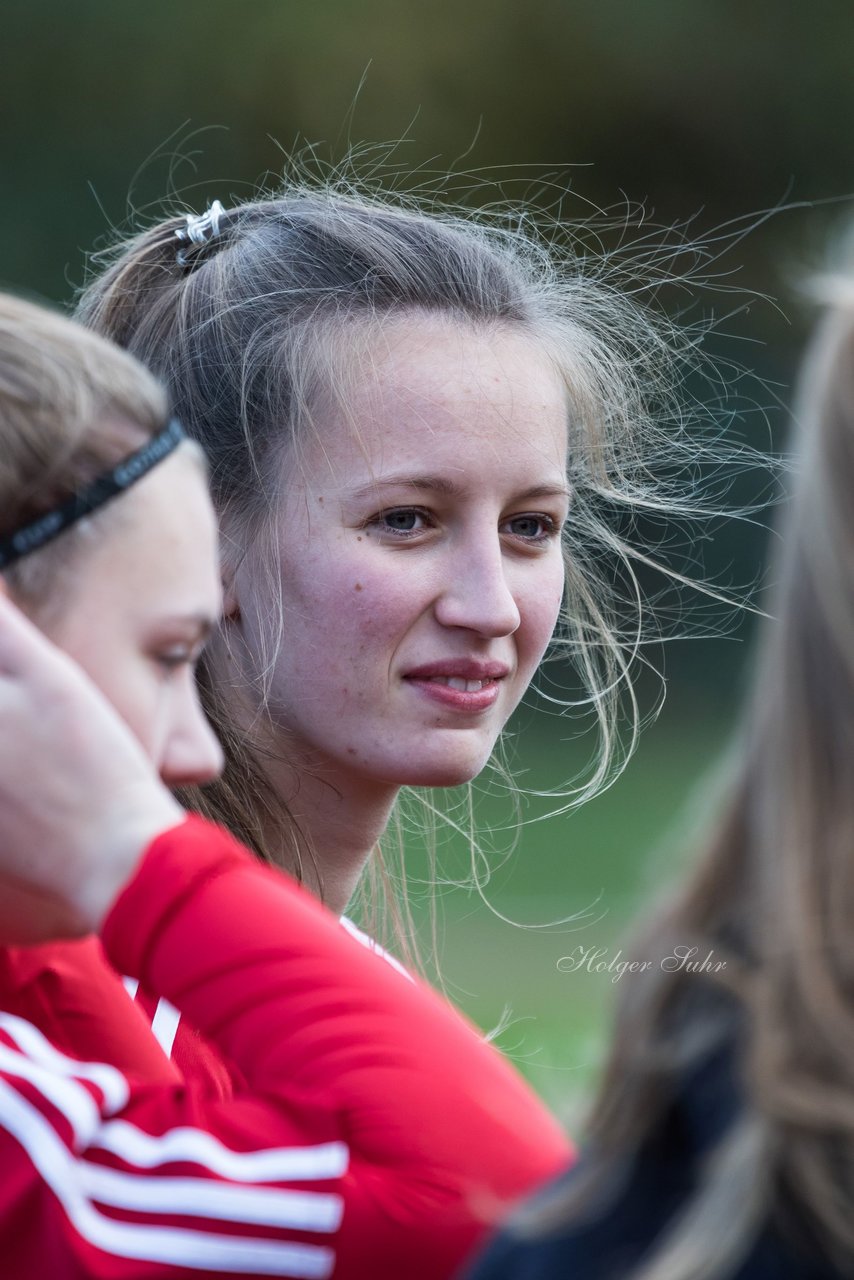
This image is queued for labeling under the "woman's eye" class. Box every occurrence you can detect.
[369,508,432,537]
[155,650,196,675]
[502,513,559,542]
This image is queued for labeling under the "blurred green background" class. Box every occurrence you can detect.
[4,0,854,1125]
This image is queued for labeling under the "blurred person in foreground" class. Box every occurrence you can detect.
[467,271,854,1278]
[0,291,567,1279]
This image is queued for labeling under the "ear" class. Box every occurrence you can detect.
[219,553,241,623]
[222,575,240,622]
[217,526,243,623]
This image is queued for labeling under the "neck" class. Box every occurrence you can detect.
[258,753,399,915]
[207,639,399,914]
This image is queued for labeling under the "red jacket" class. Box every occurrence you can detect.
[0,913,410,1100]
[0,817,571,1278]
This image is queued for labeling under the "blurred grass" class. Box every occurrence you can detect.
[401,686,735,1131]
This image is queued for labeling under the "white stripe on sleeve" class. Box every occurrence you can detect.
[0,1077,336,1278]
[149,998,181,1056]
[0,1041,102,1141]
[0,1013,128,1111]
[78,1162,343,1232]
[122,976,140,1000]
[91,1122,349,1183]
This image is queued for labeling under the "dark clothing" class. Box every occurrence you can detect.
[467,1042,839,1280]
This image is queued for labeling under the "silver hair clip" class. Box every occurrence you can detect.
[175,199,226,266]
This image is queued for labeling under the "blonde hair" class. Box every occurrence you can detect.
[0,291,170,612]
[76,171,753,954]
[517,281,854,1275]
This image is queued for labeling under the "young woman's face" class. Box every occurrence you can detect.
[39,448,223,787]
[235,316,570,790]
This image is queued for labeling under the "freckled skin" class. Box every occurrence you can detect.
[232,315,569,795]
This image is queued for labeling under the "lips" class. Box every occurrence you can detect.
[403,659,510,713]
[403,659,510,683]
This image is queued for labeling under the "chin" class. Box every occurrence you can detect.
[384,753,491,789]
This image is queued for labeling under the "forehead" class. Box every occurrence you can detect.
[70,450,221,618]
[299,313,569,486]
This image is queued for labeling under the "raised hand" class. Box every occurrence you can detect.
[0,591,184,941]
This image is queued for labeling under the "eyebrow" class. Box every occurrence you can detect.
[349,474,571,503]
[156,614,218,638]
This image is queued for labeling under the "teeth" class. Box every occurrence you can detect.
[432,676,486,692]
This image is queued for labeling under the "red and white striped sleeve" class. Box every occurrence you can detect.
[0,816,571,1279]
[0,1011,345,1278]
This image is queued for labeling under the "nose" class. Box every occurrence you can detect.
[433,532,521,638]
[158,693,224,788]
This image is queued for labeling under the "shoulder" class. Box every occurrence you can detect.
[467,1043,840,1280]
[0,938,180,1080]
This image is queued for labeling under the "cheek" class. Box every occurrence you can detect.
[516,560,565,669]
[283,545,424,649]
[67,641,162,760]
[35,581,166,765]
[270,556,413,702]
[92,657,162,756]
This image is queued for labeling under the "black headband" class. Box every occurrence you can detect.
[0,417,186,571]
